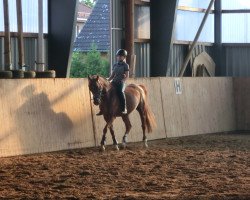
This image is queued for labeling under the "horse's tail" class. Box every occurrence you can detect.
[139,85,157,133]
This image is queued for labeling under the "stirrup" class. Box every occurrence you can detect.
[96,111,103,116]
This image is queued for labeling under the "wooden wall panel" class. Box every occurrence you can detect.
[233,78,250,130]
[0,77,244,157]
[0,79,95,157]
[92,78,166,146]
[160,78,236,137]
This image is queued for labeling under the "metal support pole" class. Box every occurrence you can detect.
[16,0,25,69]
[3,0,12,70]
[178,0,215,77]
[125,0,135,69]
[37,0,44,71]
[214,0,222,76]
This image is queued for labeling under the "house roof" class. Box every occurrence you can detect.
[74,0,110,53]
[77,2,92,20]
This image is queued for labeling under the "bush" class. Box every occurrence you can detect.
[70,44,110,78]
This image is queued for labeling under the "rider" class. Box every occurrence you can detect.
[96,49,129,115]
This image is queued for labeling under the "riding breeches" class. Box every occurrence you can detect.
[112,82,127,111]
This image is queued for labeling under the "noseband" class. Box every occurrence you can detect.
[93,88,103,102]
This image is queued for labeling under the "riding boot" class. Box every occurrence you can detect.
[121,89,127,114]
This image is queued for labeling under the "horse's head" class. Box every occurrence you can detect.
[88,75,103,106]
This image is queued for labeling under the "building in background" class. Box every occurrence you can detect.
[76,2,93,39]
[74,0,110,54]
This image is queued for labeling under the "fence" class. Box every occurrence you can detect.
[0,77,248,157]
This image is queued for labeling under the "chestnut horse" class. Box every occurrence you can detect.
[88,75,156,151]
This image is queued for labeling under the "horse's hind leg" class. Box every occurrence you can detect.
[137,106,148,148]
[121,115,132,148]
[109,124,119,151]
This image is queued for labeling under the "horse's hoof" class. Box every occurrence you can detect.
[114,145,120,151]
[100,145,106,151]
[144,139,148,148]
[122,143,127,149]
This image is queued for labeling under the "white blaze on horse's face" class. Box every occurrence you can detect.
[88,75,102,106]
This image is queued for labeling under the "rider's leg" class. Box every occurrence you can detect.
[120,82,127,114]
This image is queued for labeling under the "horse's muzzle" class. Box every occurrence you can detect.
[93,98,101,105]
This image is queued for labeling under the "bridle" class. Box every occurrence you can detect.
[92,87,103,102]
[90,81,104,103]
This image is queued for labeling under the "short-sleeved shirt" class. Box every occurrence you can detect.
[112,61,129,83]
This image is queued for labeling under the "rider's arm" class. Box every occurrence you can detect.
[108,71,115,81]
[123,63,129,81]
[123,71,129,81]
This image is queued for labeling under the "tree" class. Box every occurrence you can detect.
[79,0,95,8]
[70,44,110,78]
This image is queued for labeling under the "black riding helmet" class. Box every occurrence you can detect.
[116,49,128,57]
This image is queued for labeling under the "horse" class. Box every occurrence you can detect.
[88,75,156,151]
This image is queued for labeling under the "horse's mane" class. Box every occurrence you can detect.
[91,75,111,90]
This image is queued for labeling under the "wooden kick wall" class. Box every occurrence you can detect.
[0,77,243,157]
[161,78,236,137]
[0,79,95,157]
[233,78,250,130]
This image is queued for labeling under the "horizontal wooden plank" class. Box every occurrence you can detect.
[134,38,150,43]
[0,32,48,38]
[134,0,150,6]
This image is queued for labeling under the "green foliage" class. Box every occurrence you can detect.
[70,44,110,78]
[79,0,94,8]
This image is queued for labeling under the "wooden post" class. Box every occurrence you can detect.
[130,54,136,78]
[125,0,135,68]
[178,0,215,77]
[37,0,44,71]
[16,0,25,69]
[3,0,12,70]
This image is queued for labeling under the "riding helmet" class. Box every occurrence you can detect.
[116,49,128,57]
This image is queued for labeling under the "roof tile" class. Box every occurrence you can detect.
[74,0,110,52]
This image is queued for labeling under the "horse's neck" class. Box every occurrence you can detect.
[99,78,117,104]
[97,77,110,101]
[99,77,111,93]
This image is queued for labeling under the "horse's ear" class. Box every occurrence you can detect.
[88,75,91,81]
[96,75,99,81]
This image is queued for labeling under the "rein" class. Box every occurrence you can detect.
[90,79,107,102]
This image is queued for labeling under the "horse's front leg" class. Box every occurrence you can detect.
[101,124,108,151]
[109,124,119,151]
[101,117,116,151]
